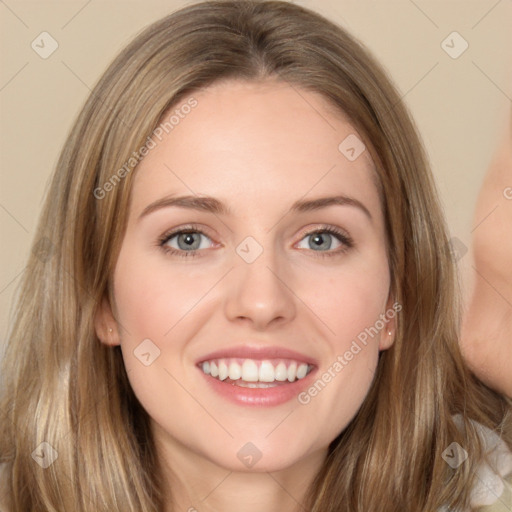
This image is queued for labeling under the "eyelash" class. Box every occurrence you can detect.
[156,223,354,259]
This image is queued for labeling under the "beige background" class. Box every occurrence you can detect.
[1,0,512,354]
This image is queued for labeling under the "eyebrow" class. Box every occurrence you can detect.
[138,194,372,222]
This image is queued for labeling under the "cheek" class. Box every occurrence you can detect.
[294,269,386,444]
[112,244,212,341]
[302,256,390,346]
[111,245,201,429]
[294,253,389,413]
[113,238,390,374]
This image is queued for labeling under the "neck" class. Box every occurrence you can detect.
[155,428,327,512]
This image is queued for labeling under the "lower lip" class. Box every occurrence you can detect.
[197,366,317,407]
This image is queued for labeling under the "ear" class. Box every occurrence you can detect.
[94,295,120,347]
[379,294,399,351]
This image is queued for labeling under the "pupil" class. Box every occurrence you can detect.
[312,233,330,250]
[180,232,198,249]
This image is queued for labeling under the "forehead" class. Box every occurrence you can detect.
[129,78,380,221]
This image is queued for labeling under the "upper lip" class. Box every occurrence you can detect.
[196,345,318,367]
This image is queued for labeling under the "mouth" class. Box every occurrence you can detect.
[195,347,318,406]
[198,357,315,388]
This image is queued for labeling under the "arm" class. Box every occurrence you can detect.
[460,110,512,397]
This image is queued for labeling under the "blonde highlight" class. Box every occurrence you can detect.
[1,1,511,510]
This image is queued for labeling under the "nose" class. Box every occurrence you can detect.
[223,246,297,330]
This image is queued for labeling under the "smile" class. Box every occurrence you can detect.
[199,358,314,387]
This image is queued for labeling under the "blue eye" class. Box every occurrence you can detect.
[158,225,212,258]
[296,227,353,257]
[157,224,353,259]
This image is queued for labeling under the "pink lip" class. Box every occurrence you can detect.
[196,345,318,366]
[195,344,318,407]
[196,365,318,407]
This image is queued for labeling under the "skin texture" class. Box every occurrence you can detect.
[461,113,512,398]
[95,79,396,512]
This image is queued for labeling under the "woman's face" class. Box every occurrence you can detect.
[96,78,395,473]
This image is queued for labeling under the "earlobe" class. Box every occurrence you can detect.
[379,293,398,351]
[379,328,395,351]
[94,295,120,346]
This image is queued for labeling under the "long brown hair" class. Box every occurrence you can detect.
[1,1,510,510]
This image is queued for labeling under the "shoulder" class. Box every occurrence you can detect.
[457,416,512,511]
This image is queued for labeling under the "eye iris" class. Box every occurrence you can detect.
[178,232,201,250]
[310,233,331,250]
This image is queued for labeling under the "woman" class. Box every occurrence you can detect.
[1,1,511,510]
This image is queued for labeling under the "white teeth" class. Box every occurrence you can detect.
[275,362,288,381]
[218,360,228,381]
[259,361,275,382]
[241,360,259,382]
[199,357,313,384]
[234,381,279,388]
[297,363,308,379]
[228,361,241,380]
[287,362,297,382]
